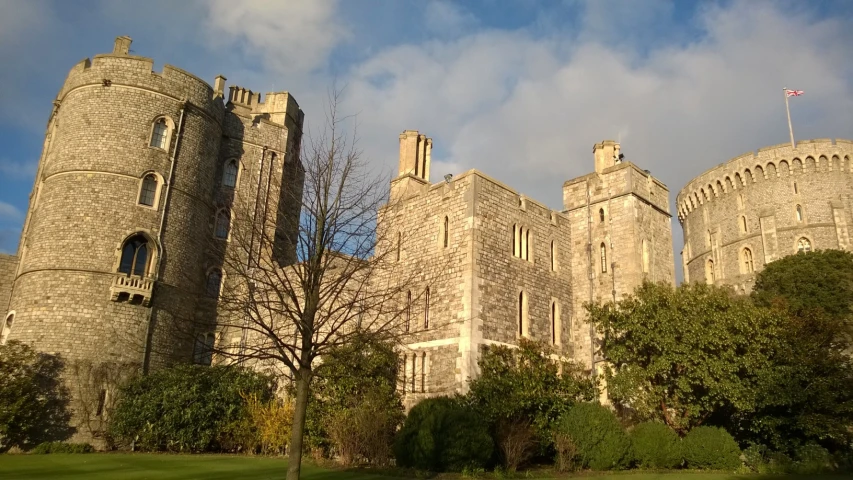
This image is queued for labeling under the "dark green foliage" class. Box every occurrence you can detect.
[466,338,597,445]
[752,249,853,320]
[738,310,853,453]
[554,403,631,471]
[394,397,494,472]
[307,333,404,464]
[31,442,94,454]
[629,422,682,469]
[0,341,73,451]
[109,364,273,452]
[588,282,783,435]
[681,426,741,470]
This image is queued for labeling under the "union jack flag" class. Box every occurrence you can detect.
[785,89,804,97]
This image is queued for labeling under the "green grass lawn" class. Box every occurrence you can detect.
[0,454,842,480]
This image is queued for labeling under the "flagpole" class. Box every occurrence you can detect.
[784,87,796,149]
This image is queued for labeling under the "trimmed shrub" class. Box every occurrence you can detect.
[793,443,833,474]
[681,426,740,470]
[394,397,493,472]
[629,422,681,469]
[31,442,94,454]
[109,364,273,452]
[554,403,631,471]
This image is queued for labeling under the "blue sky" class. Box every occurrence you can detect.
[1,0,852,282]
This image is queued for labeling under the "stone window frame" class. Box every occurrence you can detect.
[442,216,449,249]
[599,208,605,223]
[205,267,224,299]
[517,289,530,338]
[396,232,402,262]
[550,240,558,272]
[705,258,715,284]
[136,171,164,209]
[213,208,232,240]
[405,290,412,332]
[600,242,608,273]
[795,204,805,223]
[423,287,430,329]
[512,224,532,261]
[795,236,813,254]
[0,311,14,345]
[147,115,175,152]
[193,332,216,366]
[550,299,561,346]
[112,230,160,279]
[642,239,650,274]
[739,215,748,234]
[740,246,755,274]
[221,158,241,189]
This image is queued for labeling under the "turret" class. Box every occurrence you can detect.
[391,130,433,202]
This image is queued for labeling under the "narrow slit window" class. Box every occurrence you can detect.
[405,291,412,332]
[423,287,430,329]
[600,243,607,273]
[443,217,449,248]
[796,205,803,222]
[599,208,605,223]
[551,302,556,345]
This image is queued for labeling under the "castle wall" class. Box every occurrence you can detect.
[0,254,18,317]
[677,139,853,291]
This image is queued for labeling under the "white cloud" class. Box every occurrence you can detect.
[424,1,479,37]
[0,158,37,179]
[201,0,348,75]
[0,202,22,220]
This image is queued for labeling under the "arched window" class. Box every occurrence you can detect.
[740,216,748,234]
[424,287,430,329]
[793,182,798,194]
[642,240,649,274]
[138,174,158,206]
[396,232,401,262]
[0,313,14,345]
[737,194,744,209]
[214,210,231,239]
[600,243,607,273]
[705,259,715,284]
[797,238,812,253]
[550,301,559,345]
[405,291,412,332]
[119,235,149,276]
[796,205,803,222]
[206,269,222,298]
[149,118,169,149]
[420,352,427,393]
[599,208,605,223]
[550,240,557,271]
[742,248,754,274]
[443,216,449,248]
[512,224,518,256]
[517,291,528,337]
[222,160,238,188]
[193,333,215,366]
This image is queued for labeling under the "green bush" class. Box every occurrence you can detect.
[629,422,681,469]
[109,364,273,452]
[681,426,741,470]
[554,403,630,471]
[394,397,493,472]
[31,442,94,454]
[793,443,833,474]
[0,341,74,451]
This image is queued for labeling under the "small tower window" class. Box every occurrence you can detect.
[705,259,715,284]
[119,235,149,277]
[424,287,430,329]
[741,248,754,274]
[795,205,803,222]
[737,194,744,209]
[150,118,169,150]
[599,208,605,223]
[214,210,231,239]
[95,389,107,417]
[222,160,238,188]
[405,291,412,332]
[420,352,427,393]
[550,240,557,271]
[797,237,812,253]
[206,269,222,298]
[0,313,14,345]
[138,174,158,207]
[793,182,798,194]
[193,333,215,365]
[550,301,559,345]
[600,243,607,273]
[396,232,401,262]
[517,291,528,337]
[740,216,748,234]
[443,216,449,248]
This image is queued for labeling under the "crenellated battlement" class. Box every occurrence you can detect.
[226,85,301,128]
[676,139,853,223]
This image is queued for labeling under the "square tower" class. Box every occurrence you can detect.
[563,141,675,368]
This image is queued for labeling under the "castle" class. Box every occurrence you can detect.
[677,140,853,292]
[1,37,849,434]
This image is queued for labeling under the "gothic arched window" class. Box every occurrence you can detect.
[599,208,605,223]
[214,210,231,239]
[206,269,222,298]
[705,259,715,284]
[138,174,158,207]
[600,243,607,273]
[149,118,169,149]
[742,248,754,274]
[796,205,804,222]
[119,235,150,277]
[222,160,238,188]
[797,237,812,253]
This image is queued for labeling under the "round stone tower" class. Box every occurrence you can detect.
[7,36,226,367]
[677,139,853,292]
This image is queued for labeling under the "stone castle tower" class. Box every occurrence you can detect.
[677,139,853,292]
[0,37,304,437]
[378,131,674,406]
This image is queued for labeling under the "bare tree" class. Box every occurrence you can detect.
[208,92,420,479]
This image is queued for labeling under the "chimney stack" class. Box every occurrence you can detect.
[593,140,620,174]
[113,36,132,55]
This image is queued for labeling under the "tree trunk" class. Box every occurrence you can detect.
[287,366,312,480]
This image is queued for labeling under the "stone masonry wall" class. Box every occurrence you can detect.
[678,139,853,291]
[0,254,19,320]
